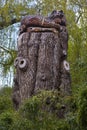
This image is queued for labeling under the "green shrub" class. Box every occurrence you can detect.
[19,95,41,121]
[78,87,87,130]
[19,90,64,120]
[0,87,14,114]
[0,96,13,114]
[0,88,81,130]
[0,110,18,130]
[66,112,80,130]
[9,119,33,130]
[0,87,12,97]
[19,90,69,130]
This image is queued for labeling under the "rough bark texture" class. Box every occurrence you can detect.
[12,11,71,109]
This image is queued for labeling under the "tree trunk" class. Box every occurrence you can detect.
[12,29,71,109]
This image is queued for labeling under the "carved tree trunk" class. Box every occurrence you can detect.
[12,30,71,109]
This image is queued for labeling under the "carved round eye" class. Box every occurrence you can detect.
[18,58,27,69]
[52,10,57,14]
[19,59,26,68]
[63,60,70,71]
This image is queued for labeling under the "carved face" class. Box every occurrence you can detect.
[49,10,66,26]
[50,10,64,19]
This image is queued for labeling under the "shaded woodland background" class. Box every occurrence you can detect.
[0,0,87,130]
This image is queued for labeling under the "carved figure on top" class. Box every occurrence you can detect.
[19,10,66,35]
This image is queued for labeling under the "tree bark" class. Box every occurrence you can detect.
[12,30,71,109]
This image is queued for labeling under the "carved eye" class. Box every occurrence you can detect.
[18,58,28,70]
[51,10,57,15]
[56,10,64,17]
[60,10,63,13]
[63,60,70,71]
[59,10,64,17]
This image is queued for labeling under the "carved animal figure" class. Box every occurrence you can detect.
[47,10,66,26]
[19,10,66,35]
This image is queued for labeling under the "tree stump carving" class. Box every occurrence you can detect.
[12,10,71,109]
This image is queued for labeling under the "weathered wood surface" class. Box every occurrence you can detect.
[35,32,61,92]
[12,30,71,109]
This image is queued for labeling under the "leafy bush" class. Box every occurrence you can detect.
[0,110,18,130]
[9,118,33,130]
[0,87,14,114]
[19,90,70,130]
[0,87,12,97]
[78,87,87,130]
[19,90,65,119]
[0,87,86,130]
[19,95,41,121]
[0,96,13,114]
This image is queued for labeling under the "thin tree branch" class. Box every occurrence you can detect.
[0,45,12,54]
[75,13,82,24]
[0,61,13,66]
